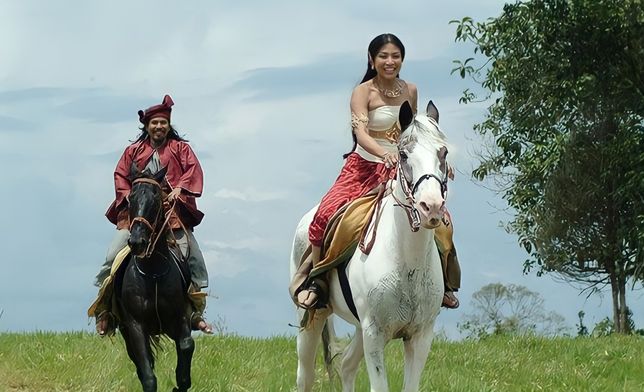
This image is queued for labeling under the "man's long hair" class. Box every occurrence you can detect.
[133,125,188,143]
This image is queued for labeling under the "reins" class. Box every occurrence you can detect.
[391,151,448,233]
[358,150,449,253]
[129,177,178,259]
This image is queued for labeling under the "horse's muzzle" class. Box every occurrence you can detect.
[128,237,149,257]
[417,198,445,229]
[422,217,443,229]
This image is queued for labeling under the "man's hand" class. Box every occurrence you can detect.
[167,187,182,202]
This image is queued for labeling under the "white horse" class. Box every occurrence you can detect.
[289,101,449,392]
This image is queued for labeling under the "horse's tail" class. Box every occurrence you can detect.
[321,317,341,381]
[322,320,333,380]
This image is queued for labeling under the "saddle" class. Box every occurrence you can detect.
[87,239,191,321]
[88,245,132,320]
[312,190,383,277]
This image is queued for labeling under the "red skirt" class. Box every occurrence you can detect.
[308,153,395,247]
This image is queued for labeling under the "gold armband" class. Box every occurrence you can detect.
[351,112,369,130]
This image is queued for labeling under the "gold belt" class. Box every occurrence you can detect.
[368,123,401,144]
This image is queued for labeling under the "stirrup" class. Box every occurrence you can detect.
[190,312,213,334]
[296,280,325,310]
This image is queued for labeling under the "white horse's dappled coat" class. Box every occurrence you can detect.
[290,102,449,392]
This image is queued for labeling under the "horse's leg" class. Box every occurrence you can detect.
[173,321,195,392]
[340,327,364,392]
[361,321,389,392]
[121,323,157,392]
[401,325,435,392]
[296,309,329,392]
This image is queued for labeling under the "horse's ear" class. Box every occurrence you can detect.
[399,101,414,132]
[153,166,168,183]
[438,146,448,161]
[438,146,448,174]
[129,162,142,180]
[426,100,439,123]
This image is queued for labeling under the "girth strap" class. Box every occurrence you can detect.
[337,261,360,321]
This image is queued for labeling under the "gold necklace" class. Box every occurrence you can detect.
[374,79,403,98]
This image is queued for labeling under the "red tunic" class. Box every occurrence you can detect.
[105,138,204,230]
[308,153,395,247]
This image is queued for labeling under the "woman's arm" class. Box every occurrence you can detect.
[350,84,397,167]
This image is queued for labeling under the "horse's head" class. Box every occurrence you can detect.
[127,163,167,257]
[396,100,449,230]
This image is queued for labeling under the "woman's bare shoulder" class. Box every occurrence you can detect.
[351,81,373,102]
[353,80,373,93]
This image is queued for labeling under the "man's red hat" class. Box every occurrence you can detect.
[138,94,174,124]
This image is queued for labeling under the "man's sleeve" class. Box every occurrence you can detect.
[176,142,204,196]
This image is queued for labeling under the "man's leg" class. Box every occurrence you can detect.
[175,229,212,334]
[95,229,130,287]
[185,230,208,289]
[95,229,130,335]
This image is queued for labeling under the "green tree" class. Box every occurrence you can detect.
[458,283,568,338]
[452,0,644,333]
[576,310,589,337]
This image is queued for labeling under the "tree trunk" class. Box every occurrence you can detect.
[609,269,621,333]
[618,270,629,334]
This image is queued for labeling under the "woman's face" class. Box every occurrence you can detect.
[372,43,403,80]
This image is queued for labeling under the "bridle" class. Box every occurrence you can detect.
[129,177,172,258]
[392,149,448,232]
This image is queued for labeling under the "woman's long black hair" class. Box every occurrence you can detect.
[344,33,405,158]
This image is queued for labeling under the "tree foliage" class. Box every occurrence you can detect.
[452,0,644,333]
[458,283,569,338]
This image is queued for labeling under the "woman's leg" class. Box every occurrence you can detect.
[296,154,387,309]
[296,245,322,308]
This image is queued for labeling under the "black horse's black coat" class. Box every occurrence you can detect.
[114,165,195,392]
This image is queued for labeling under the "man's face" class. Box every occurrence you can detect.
[146,117,170,145]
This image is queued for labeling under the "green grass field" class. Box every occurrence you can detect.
[1,332,642,391]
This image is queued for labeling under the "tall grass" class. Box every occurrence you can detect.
[1,332,642,391]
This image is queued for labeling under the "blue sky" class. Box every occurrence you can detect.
[1,0,641,338]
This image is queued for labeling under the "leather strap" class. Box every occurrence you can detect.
[338,261,359,321]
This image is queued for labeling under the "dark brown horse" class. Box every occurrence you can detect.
[114,165,195,392]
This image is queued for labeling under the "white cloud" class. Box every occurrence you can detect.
[202,249,249,279]
[212,188,289,202]
[203,237,268,252]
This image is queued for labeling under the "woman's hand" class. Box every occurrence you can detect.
[382,151,398,168]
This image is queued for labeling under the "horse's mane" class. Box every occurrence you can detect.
[400,114,449,152]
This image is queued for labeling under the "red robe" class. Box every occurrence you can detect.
[105,138,204,230]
